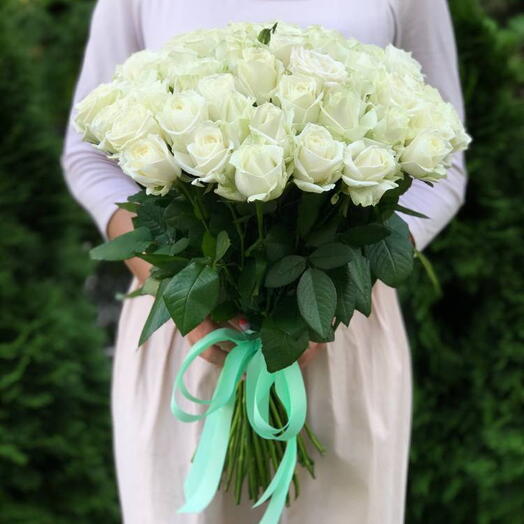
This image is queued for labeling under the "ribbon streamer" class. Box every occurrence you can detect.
[170,328,307,524]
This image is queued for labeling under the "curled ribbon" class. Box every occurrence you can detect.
[170,328,307,524]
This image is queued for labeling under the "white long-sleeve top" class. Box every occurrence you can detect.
[61,0,468,249]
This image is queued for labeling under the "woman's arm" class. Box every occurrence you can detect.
[394,0,468,251]
[61,0,144,241]
[61,0,231,363]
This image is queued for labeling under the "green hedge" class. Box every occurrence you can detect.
[0,0,521,522]
[404,1,524,522]
[0,2,119,523]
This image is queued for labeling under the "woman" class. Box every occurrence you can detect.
[62,1,467,523]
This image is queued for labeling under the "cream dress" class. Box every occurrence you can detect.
[62,1,468,523]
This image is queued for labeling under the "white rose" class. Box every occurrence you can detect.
[342,140,400,206]
[276,74,323,128]
[319,86,377,142]
[215,23,261,65]
[163,57,224,91]
[114,50,162,83]
[172,122,231,183]
[249,103,293,158]
[157,91,208,146]
[235,47,283,104]
[409,101,471,152]
[198,74,254,122]
[269,22,306,65]
[157,47,199,81]
[293,123,344,193]
[165,29,222,57]
[370,71,424,112]
[444,103,472,151]
[289,46,348,85]
[384,45,423,79]
[94,99,162,154]
[306,25,351,63]
[125,81,170,114]
[119,134,181,195]
[342,46,385,96]
[400,131,453,180]
[370,105,410,145]
[228,144,287,202]
[74,82,123,141]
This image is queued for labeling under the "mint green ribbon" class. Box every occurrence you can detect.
[170,328,307,524]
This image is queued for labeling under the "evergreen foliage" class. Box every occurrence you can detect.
[0,1,119,522]
[404,1,524,522]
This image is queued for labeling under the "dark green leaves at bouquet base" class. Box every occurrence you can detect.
[260,299,309,372]
[163,262,219,335]
[309,242,353,269]
[348,251,372,317]
[89,226,152,261]
[139,279,171,346]
[329,264,356,326]
[339,223,391,247]
[297,268,337,339]
[365,214,413,287]
[265,255,307,288]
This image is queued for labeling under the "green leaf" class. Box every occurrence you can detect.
[139,279,171,346]
[210,301,237,324]
[377,175,413,219]
[215,230,231,261]
[308,325,335,343]
[163,262,220,335]
[309,242,353,269]
[394,204,429,219]
[298,193,326,238]
[201,231,216,259]
[415,249,442,296]
[137,253,188,268]
[89,227,152,261]
[265,255,307,288]
[239,257,267,308]
[116,201,139,213]
[306,217,340,247]
[340,224,391,247]
[329,264,356,326]
[260,298,309,372]
[170,237,190,255]
[297,268,337,338]
[265,225,294,262]
[365,214,414,287]
[349,250,372,316]
[133,200,167,239]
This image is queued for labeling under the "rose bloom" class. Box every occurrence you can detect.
[226,143,288,202]
[119,134,181,195]
[342,139,400,206]
[293,123,344,193]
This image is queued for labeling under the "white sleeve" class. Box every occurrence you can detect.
[394,0,468,250]
[61,0,143,239]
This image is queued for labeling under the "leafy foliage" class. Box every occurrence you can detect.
[0,1,119,522]
[403,1,524,522]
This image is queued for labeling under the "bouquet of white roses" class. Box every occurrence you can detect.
[76,21,470,524]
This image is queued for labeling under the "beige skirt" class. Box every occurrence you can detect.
[112,277,412,524]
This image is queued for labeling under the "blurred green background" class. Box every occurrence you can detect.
[0,0,522,522]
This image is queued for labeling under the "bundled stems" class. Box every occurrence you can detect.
[222,381,325,506]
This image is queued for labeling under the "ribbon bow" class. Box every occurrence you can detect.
[171,328,307,524]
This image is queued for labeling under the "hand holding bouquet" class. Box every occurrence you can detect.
[76,21,470,524]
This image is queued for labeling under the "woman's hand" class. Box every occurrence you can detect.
[107,210,330,369]
[107,208,152,283]
[186,317,230,367]
[298,342,327,369]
